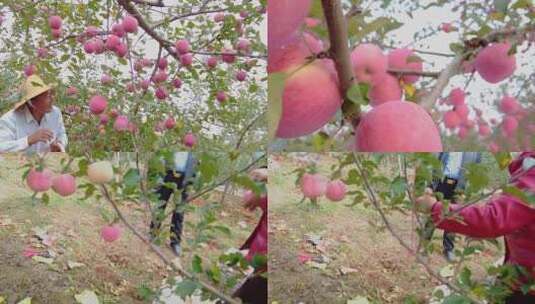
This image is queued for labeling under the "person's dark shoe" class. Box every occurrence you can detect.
[444,249,455,262]
[170,243,181,256]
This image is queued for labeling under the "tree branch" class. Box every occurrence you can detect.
[321,0,359,120]
[152,8,230,30]
[420,23,535,111]
[116,0,266,60]
[131,0,164,7]
[388,68,440,78]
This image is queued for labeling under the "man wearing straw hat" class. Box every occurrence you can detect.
[0,75,67,153]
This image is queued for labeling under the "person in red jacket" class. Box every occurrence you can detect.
[416,152,535,304]
[232,167,268,304]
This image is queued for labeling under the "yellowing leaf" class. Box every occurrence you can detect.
[17,298,32,304]
[32,256,54,265]
[403,83,416,98]
[440,264,455,278]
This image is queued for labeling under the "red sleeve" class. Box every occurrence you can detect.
[431,194,535,238]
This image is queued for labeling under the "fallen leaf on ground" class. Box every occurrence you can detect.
[68,261,86,269]
[17,298,32,304]
[307,261,327,270]
[347,296,369,304]
[74,290,99,304]
[32,256,54,265]
[339,267,359,275]
[439,264,454,278]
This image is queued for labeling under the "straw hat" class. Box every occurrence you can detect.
[13,75,54,110]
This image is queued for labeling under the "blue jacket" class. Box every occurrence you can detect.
[434,152,482,190]
[168,152,197,188]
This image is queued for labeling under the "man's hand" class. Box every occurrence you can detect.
[27,129,54,145]
[50,141,63,152]
[415,188,438,213]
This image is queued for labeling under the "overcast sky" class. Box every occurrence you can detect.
[382,1,534,125]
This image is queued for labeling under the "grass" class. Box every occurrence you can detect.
[268,153,502,304]
[0,154,258,304]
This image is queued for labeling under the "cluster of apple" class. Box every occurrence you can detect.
[269,1,531,151]
[268,0,441,151]
[25,160,123,243]
[300,173,347,202]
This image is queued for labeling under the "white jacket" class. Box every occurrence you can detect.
[0,105,67,153]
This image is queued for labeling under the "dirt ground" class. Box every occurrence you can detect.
[268,154,502,304]
[0,154,259,304]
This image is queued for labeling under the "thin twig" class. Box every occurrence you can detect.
[100,185,239,304]
[388,68,440,78]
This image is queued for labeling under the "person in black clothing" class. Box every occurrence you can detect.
[427,152,482,261]
[150,152,197,255]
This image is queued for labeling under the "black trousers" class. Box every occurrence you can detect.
[505,291,535,304]
[233,275,267,304]
[150,170,188,246]
[423,178,458,252]
[435,178,458,253]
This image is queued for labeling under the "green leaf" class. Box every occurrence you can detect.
[198,153,218,183]
[464,163,490,194]
[346,84,361,104]
[494,152,512,169]
[76,158,89,177]
[250,254,267,270]
[232,175,262,195]
[449,43,465,54]
[311,132,331,151]
[512,0,532,9]
[41,192,50,205]
[206,264,222,283]
[459,267,473,287]
[442,294,471,304]
[192,255,203,273]
[211,224,231,236]
[494,0,511,13]
[122,168,140,195]
[267,73,286,140]
[173,279,199,298]
[351,17,403,41]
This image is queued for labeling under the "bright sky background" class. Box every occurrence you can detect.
[381,1,534,125]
